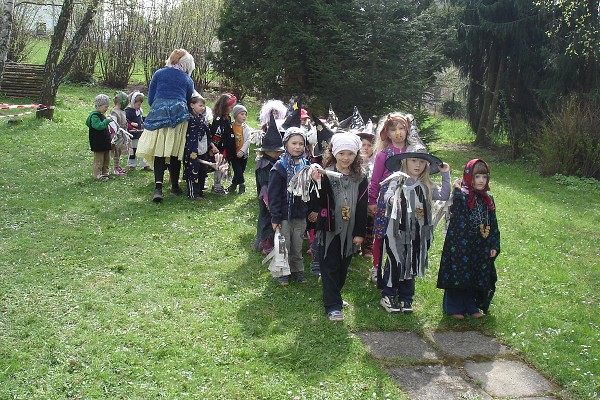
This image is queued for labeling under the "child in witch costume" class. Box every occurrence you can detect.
[183,91,214,200]
[254,112,285,254]
[210,93,237,195]
[437,159,500,319]
[368,113,411,283]
[379,142,451,313]
[306,115,335,276]
[268,126,309,285]
[310,132,368,321]
[357,127,376,258]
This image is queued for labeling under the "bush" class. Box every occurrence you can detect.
[441,99,464,118]
[535,95,600,179]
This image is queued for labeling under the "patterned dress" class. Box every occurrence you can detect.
[436,188,501,312]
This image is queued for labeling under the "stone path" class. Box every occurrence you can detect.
[356,330,559,400]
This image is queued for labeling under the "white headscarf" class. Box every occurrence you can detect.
[331,131,362,156]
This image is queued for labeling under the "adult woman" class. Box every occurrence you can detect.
[137,49,195,202]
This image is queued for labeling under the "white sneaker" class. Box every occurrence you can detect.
[380,296,401,313]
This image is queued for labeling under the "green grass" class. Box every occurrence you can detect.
[1,84,599,399]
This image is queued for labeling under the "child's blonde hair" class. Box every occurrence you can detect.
[374,112,409,153]
[401,157,434,205]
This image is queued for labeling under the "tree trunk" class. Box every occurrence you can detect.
[0,0,15,86]
[38,0,100,120]
[484,45,506,138]
[475,41,498,146]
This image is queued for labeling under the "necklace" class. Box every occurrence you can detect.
[469,198,490,238]
[336,169,351,221]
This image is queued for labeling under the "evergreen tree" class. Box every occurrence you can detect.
[214,0,452,117]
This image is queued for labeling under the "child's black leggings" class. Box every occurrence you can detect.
[154,156,181,186]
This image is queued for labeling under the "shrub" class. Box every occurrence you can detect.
[442,99,464,118]
[535,95,600,179]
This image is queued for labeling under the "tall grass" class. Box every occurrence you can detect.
[0,85,598,399]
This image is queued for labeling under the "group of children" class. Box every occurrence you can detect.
[85,91,151,182]
[87,92,501,323]
[253,102,501,322]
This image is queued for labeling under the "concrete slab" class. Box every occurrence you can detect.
[390,365,492,400]
[429,331,511,359]
[464,360,554,398]
[356,331,441,361]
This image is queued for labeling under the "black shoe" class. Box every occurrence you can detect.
[171,185,182,195]
[399,301,413,314]
[238,184,246,194]
[227,184,237,192]
[152,188,163,203]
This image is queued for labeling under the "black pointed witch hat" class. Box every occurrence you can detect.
[282,96,302,130]
[338,106,365,130]
[256,112,285,152]
[311,114,335,157]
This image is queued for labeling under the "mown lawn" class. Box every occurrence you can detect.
[0,84,598,399]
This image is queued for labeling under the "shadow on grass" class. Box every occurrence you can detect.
[231,230,354,379]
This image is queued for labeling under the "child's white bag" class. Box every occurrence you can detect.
[262,229,291,278]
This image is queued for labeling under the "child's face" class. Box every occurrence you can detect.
[473,174,488,191]
[388,124,407,146]
[265,150,284,159]
[285,135,305,157]
[406,157,428,178]
[335,150,357,171]
[133,101,143,110]
[360,139,373,157]
[190,101,206,115]
[96,104,109,114]
[235,111,247,124]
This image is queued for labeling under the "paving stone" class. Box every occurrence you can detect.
[356,331,441,361]
[389,365,492,400]
[429,331,511,359]
[464,360,554,398]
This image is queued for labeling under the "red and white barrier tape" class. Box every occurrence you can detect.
[0,103,55,118]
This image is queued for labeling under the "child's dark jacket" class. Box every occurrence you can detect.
[85,111,111,152]
[310,173,369,238]
[437,187,501,312]
[183,113,211,182]
[125,107,144,140]
[268,159,308,224]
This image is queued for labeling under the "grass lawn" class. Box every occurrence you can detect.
[0,85,598,399]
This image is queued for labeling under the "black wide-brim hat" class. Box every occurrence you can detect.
[385,152,443,174]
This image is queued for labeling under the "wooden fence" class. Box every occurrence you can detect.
[0,63,45,99]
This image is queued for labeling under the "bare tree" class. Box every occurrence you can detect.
[0,0,15,84]
[38,0,101,119]
[95,0,144,88]
[140,0,222,91]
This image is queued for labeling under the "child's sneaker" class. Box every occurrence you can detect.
[399,301,413,314]
[380,296,401,313]
[152,188,163,203]
[296,272,307,284]
[276,276,289,286]
[211,185,227,196]
[328,310,344,321]
[369,266,378,283]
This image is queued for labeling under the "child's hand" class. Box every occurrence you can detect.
[272,223,281,231]
[311,165,322,181]
[131,122,138,127]
[308,211,318,223]
[453,179,462,189]
[353,236,364,246]
[490,249,497,258]
[237,150,244,158]
[438,162,450,173]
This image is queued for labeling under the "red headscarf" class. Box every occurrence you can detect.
[225,93,237,107]
[461,159,495,211]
